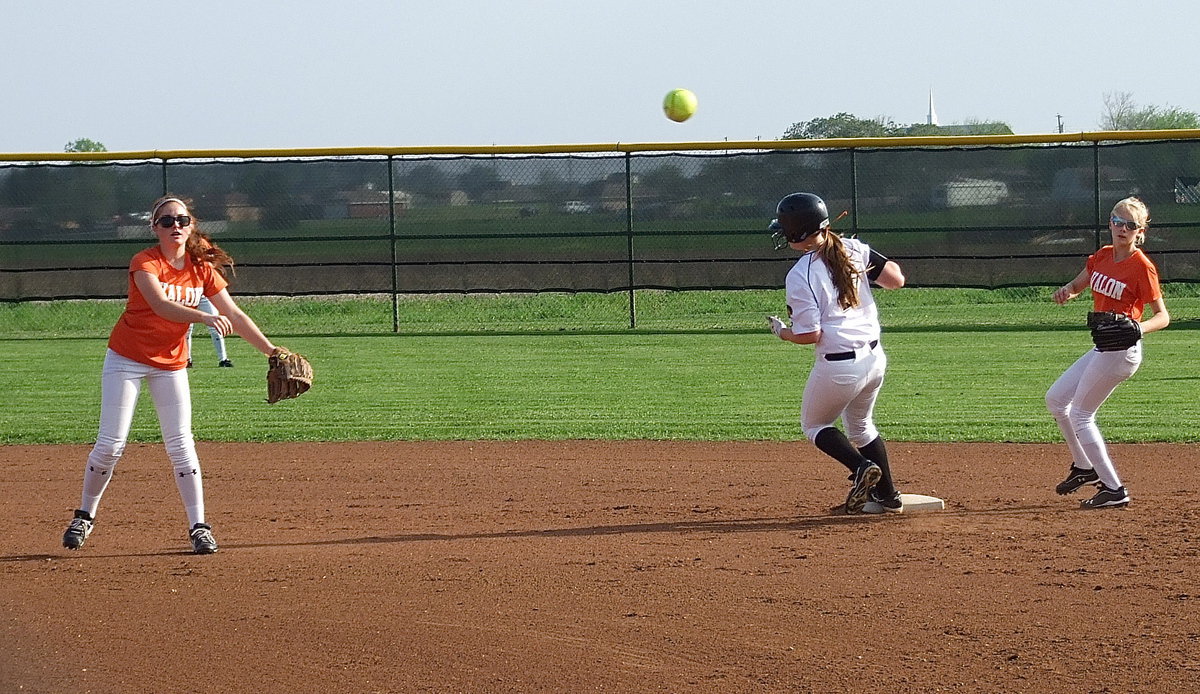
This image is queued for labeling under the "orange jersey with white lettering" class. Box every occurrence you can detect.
[107,247,228,370]
[1085,245,1161,320]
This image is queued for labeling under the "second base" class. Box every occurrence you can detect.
[862,493,945,515]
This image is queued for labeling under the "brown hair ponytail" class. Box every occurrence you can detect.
[187,230,235,277]
[818,232,861,310]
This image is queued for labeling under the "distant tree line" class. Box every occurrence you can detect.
[1101,92,1200,130]
[781,113,1013,140]
[783,92,1200,140]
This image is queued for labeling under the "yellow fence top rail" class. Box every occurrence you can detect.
[4,129,1200,162]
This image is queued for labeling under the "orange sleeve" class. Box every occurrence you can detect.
[1142,256,1162,303]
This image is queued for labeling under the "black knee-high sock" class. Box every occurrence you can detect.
[814,427,868,473]
[858,436,896,496]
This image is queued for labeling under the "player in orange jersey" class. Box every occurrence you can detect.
[62,195,285,553]
[1047,197,1170,509]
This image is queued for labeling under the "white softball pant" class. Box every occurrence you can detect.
[1045,344,1142,489]
[79,349,206,527]
[801,344,887,447]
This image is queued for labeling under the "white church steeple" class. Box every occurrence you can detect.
[927,89,939,126]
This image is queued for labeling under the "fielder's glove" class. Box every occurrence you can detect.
[1087,311,1142,352]
[767,315,787,337]
[267,347,314,404]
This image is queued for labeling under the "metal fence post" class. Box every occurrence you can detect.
[388,156,399,333]
[849,149,859,236]
[626,152,636,329]
[1092,142,1102,250]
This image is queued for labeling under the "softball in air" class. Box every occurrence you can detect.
[662,88,697,122]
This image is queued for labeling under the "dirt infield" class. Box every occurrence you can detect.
[2,441,1198,693]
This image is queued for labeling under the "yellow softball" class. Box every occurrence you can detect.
[662,88,698,123]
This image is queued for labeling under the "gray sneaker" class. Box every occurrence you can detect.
[62,510,94,550]
[189,523,219,554]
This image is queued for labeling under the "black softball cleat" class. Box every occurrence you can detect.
[189,523,219,554]
[1081,485,1130,509]
[845,462,882,514]
[1056,464,1099,495]
[62,510,94,550]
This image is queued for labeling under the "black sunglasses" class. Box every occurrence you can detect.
[154,214,192,228]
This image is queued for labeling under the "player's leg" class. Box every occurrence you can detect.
[198,295,230,365]
[147,366,217,553]
[65,350,146,548]
[146,368,205,516]
[1067,345,1141,504]
[802,361,868,472]
[843,350,896,497]
[210,327,229,364]
[801,360,880,512]
[185,323,195,367]
[1046,350,1098,490]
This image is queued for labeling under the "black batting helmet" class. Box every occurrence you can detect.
[770,192,830,248]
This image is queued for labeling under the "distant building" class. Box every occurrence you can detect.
[224,193,260,223]
[932,178,1010,207]
[328,187,417,217]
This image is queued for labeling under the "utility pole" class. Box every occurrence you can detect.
[1056,114,1064,133]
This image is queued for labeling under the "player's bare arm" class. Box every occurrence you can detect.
[133,270,232,335]
[779,327,819,344]
[1052,269,1090,304]
[1139,298,1170,334]
[873,260,905,290]
[207,289,278,355]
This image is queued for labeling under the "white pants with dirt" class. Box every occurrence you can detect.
[801,343,887,447]
[1045,343,1141,489]
[78,349,206,527]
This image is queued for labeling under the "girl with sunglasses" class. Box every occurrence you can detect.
[62,195,290,554]
[1046,196,1170,509]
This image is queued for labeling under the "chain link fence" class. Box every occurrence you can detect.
[3,136,1199,333]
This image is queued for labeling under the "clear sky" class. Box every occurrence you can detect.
[3,0,1196,153]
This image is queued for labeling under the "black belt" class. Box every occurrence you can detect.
[824,340,879,361]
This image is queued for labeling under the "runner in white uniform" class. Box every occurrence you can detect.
[767,193,907,513]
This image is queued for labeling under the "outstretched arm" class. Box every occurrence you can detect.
[1053,269,1090,304]
[207,289,278,356]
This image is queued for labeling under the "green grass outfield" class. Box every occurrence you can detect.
[1,287,1197,444]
